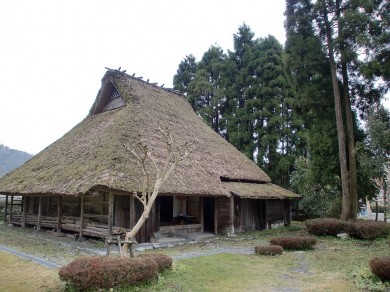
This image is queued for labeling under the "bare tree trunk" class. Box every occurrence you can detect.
[336,0,358,219]
[383,176,387,223]
[342,64,358,219]
[323,1,351,220]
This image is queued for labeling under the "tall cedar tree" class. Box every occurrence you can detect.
[284,0,340,189]
[187,46,228,134]
[314,0,388,219]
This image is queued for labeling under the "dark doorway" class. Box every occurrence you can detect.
[203,197,215,232]
[159,196,173,225]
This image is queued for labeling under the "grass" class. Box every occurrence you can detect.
[0,221,389,291]
[0,251,63,292]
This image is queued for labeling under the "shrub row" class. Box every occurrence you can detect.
[270,236,317,250]
[137,253,173,272]
[306,218,390,239]
[255,245,283,256]
[59,253,172,290]
[306,218,349,236]
[370,256,390,281]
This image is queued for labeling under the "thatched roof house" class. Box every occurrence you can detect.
[0,69,299,243]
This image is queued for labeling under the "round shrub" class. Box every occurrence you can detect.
[270,236,317,250]
[58,256,158,290]
[306,218,350,236]
[137,253,173,272]
[370,256,390,281]
[350,220,390,240]
[255,245,283,256]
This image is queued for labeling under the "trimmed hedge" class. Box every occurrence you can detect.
[58,256,158,290]
[255,245,283,256]
[370,256,390,281]
[349,220,390,240]
[270,236,317,250]
[137,253,173,272]
[306,218,350,236]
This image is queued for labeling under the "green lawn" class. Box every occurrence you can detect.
[0,251,63,292]
[0,222,389,291]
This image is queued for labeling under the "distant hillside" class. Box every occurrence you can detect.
[0,144,33,177]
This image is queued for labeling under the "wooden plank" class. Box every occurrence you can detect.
[57,196,62,232]
[37,196,42,230]
[108,192,113,238]
[79,197,84,240]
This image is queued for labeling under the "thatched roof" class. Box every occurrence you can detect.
[0,69,299,199]
[224,182,300,199]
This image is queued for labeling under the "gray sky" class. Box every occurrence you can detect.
[0,1,387,154]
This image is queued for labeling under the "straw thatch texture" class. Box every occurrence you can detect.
[0,70,277,197]
[224,182,300,199]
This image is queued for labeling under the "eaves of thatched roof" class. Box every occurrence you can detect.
[224,182,301,199]
[0,69,298,199]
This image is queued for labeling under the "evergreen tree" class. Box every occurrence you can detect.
[187,46,227,133]
[284,0,340,189]
[225,24,257,159]
[173,54,197,94]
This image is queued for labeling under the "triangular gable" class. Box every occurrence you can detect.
[89,80,125,116]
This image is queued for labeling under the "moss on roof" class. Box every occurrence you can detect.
[0,70,298,199]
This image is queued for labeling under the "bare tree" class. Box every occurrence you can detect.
[121,124,193,257]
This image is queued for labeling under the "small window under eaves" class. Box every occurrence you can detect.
[92,82,126,115]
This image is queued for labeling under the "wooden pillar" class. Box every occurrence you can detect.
[264,200,269,230]
[108,192,114,238]
[284,199,291,225]
[230,195,235,235]
[10,196,14,222]
[129,195,135,229]
[200,197,204,232]
[4,195,8,223]
[22,196,27,228]
[79,197,84,240]
[214,198,218,235]
[37,196,42,230]
[57,196,62,232]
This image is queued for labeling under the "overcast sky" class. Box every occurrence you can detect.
[0,1,387,155]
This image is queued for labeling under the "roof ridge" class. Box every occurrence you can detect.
[104,67,185,97]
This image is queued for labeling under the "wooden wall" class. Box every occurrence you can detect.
[215,197,231,234]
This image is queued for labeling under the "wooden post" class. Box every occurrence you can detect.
[79,197,84,240]
[284,199,291,226]
[214,198,218,235]
[10,196,14,222]
[230,195,235,235]
[22,196,26,228]
[57,196,62,232]
[37,196,42,230]
[129,195,135,229]
[108,192,114,238]
[4,195,8,223]
[264,200,269,230]
[200,197,204,233]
